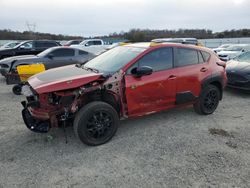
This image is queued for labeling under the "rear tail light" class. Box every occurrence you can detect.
[216,61,226,68]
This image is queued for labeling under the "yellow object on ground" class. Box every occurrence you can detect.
[17,64,45,82]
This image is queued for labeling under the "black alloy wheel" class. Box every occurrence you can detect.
[203,89,219,112]
[194,84,220,115]
[74,101,119,146]
[86,111,114,139]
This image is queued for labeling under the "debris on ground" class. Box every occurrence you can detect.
[209,128,234,138]
[226,140,237,149]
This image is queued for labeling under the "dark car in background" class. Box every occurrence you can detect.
[64,40,82,46]
[226,51,250,91]
[0,40,61,60]
[0,46,95,76]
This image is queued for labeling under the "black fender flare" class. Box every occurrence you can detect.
[201,73,224,100]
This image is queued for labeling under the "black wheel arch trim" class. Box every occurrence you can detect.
[201,73,224,100]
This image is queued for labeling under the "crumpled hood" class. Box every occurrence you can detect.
[226,60,250,72]
[28,65,104,94]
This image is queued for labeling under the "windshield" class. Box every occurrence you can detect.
[234,52,250,63]
[225,45,244,51]
[37,48,54,57]
[2,42,19,48]
[84,46,145,74]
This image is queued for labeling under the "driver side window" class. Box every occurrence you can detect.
[20,42,33,49]
[127,47,173,74]
[50,49,75,57]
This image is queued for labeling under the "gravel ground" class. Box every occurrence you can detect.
[0,75,250,188]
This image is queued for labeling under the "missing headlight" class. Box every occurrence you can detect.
[22,85,33,97]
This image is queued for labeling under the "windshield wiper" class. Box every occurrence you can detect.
[82,66,99,73]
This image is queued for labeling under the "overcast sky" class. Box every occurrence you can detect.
[0,0,250,37]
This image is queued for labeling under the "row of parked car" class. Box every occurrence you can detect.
[211,43,250,92]
[0,38,249,146]
[213,43,250,61]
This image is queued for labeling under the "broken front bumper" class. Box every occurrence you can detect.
[21,100,65,133]
[22,107,50,133]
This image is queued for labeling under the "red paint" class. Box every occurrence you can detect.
[29,72,103,94]
[25,43,227,127]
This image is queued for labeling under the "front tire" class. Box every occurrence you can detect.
[73,101,119,146]
[194,84,220,115]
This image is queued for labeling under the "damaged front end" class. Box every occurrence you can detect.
[21,85,71,133]
[21,71,125,133]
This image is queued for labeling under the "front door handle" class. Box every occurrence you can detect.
[200,67,208,72]
[168,75,177,80]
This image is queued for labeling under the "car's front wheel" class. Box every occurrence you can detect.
[73,101,119,146]
[194,84,220,115]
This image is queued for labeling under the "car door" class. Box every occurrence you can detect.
[124,47,177,117]
[45,48,76,69]
[173,47,211,104]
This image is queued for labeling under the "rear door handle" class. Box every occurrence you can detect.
[200,67,208,72]
[168,75,177,80]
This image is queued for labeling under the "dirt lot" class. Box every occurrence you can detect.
[0,75,250,188]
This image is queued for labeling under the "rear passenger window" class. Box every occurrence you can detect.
[201,51,210,62]
[176,48,199,67]
[46,42,58,47]
[36,42,57,48]
[35,42,45,48]
[52,49,75,57]
[93,41,102,45]
[137,48,173,72]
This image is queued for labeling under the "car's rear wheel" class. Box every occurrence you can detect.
[12,84,22,95]
[194,84,220,115]
[73,101,119,146]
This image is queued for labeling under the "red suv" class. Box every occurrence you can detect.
[21,43,227,146]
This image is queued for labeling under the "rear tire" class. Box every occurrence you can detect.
[194,84,220,115]
[73,101,119,146]
[12,84,22,95]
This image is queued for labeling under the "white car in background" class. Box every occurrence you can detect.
[217,44,250,61]
[213,44,233,53]
[71,39,111,55]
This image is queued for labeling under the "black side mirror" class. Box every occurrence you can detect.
[131,66,153,77]
[48,54,54,59]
